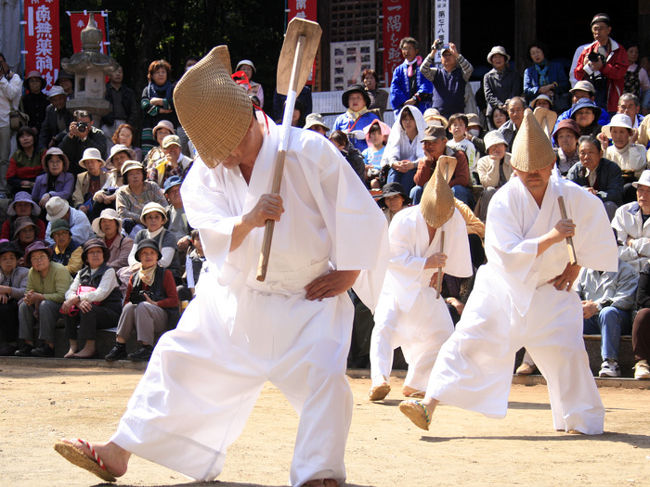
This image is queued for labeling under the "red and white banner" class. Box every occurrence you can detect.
[287,0,317,85]
[383,0,410,87]
[69,12,108,54]
[24,0,60,90]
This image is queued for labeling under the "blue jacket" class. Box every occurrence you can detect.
[332,111,379,152]
[523,61,569,101]
[390,60,433,115]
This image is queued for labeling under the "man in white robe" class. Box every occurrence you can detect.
[55,46,388,487]
[399,110,618,435]
[369,165,472,400]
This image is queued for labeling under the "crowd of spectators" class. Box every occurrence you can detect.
[1,12,650,379]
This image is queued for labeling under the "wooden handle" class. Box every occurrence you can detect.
[436,230,445,299]
[557,196,577,265]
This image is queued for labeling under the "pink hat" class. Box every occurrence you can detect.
[364,119,391,142]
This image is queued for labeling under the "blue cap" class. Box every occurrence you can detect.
[163,175,183,193]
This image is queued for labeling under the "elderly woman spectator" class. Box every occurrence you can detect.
[612,170,650,272]
[235,59,264,107]
[15,240,72,357]
[43,196,92,246]
[49,219,83,276]
[553,119,581,175]
[474,131,513,221]
[1,191,45,240]
[11,216,37,257]
[143,120,174,176]
[93,144,134,211]
[523,42,570,112]
[483,46,522,129]
[91,208,133,271]
[111,123,142,161]
[115,160,166,237]
[0,241,29,356]
[71,147,108,220]
[60,239,122,358]
[141,60,177,156]
[21,70,49,131]
[569,98,603,137]
[6,126,44,195]
[332,84,379,153]
[31,147,74,208]
[362,68,388,113]
[105,239,179,362]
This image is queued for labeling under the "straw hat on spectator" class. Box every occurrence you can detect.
[42,147,70,172]
[92,208,122,237]
[174,45,253,168]
[161,134,181,149]
[602,113,635,139]
[12,216,37,239]
[304,113,330,132]
[152,120,175,140]
[8,191,40,216]
[45,196,70,221]
[78,147,105,170]
[510,109,556,172]
[423,108,449,128]
[140,202,168,223]
[487,46,510,64]
[633,170,650,188]
[484,130,509,151]
[419,165,455,229]
[107,144,136,166]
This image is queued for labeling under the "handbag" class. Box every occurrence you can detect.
[61,285,99,316]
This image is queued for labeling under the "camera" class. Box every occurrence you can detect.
[77,122,88,132]
[587,51,605,64]
[432,38,444,51]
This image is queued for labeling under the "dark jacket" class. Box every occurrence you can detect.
[58,127,108,175]
[566,157,624,205]
[38,105,73,150]
[636,261,650,310]
[101,83,139,127]
[77,263,123,311]
[21,92,50,132]
[483,67,522,114]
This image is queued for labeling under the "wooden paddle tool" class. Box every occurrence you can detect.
[256,18,322,281]
[435,158,455,298]
[557,196,577,265]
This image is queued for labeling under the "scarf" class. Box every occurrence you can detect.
[346,106,369,122]
[146,80,174,104]
[534,61,549,86]
[406,56,423,77]
[138,265,156,287]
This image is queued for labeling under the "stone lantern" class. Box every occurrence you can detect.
[61,15,118,120]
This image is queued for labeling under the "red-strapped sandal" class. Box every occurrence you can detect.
[54,438,117,482]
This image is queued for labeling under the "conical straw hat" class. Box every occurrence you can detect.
[533,106,558,141]
[436,155,457,183]
[511,109,556,172]
[173,46,253,168]
[420,165,455,229]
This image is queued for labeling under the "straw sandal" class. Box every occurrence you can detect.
[399,399,431,431]
[402,386,425,398]
[54,438,117,482]
[368,382,391,401]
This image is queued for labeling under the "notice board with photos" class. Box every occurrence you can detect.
[330,40,375,91]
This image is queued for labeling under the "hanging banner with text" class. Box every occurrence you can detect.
[287,0,318,85]
[24,0,60,90]
[383,0,410,87]
[69,12,109,54]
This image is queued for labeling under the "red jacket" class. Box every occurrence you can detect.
[574,39,628,113]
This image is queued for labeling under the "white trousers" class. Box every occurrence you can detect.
[426,283,605,434]
[370,291,453,391]
[111,285,354,486]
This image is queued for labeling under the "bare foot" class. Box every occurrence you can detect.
[402,385,425,398]
[62,439,131,477]
[64,348,77,358]
[74,346,96,358]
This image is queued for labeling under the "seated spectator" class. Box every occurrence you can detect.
[235,59,264,107]
[490,106,508,130]
[465,113,486,156]
[497,97,526,146]
[612,170,650,272]
[0,241,29,356]
[93,144,134,211]
[575,13,628,114]
[422,107,449,128]
[148,135,192,186]
[49,219,83,276]
[578,259,637,377]
[177,229,206,302]
[31,147,75,208]
[329,130,365,182]
[143,120,174,174]
[601,114,647,202]
[15,240,72,357]
[60,239,122,358]
[567,135,623,220]
[44,196,93,246]
[381,106,427,195]
[38,86,73,150]
[6,126,44,196]
[58,110,108,175]
[411,126,472,206]
[105,239,179,362]
[554,81,612,136]
[389,36,433,115]
[303,113,330,137]
[163,176,191,253]
[141,60,178,157]
[624,43,650,108]
[72,148,108,220]
[91,208,134,271]
[475,131,513,221]
[446,113,478,175]
[376,182,410,224]
[617,93,644,129]
[523,41,570,112]
[530,93,553,111]
[100,66,138,140]
[569,98,603,137]
[483,46,522,129]
[421,41,473,119]
[115,160,166,237]
[362,68,388,113]
[552,119,581,176]
[1,191,45,240]
[11,216,37,257]
[111,123,142,161]
[332,84,379,152]
[632,261,650,379]
[21,70,49,132]
[362,120,390,187]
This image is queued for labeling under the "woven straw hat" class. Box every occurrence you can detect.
[510,109,556,172]
[174,45,253,168]
[533,107,558,141]
[419,165,455,229]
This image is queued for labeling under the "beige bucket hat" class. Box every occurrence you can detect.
[91,208,122,237]
[510,110,556,172]
[79,147,105,169]
[420,165,455,229]
[174,45,253,168]
[140,202,168,223]
[423,108,449,128]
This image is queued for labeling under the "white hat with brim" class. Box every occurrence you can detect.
[484,130,508,151]
[487,46,511,64]
[45,196,70,221]
[602,113,635,139]
[107,144,136,165]
[47,86,66,99]
[120,160,145,176]
[633,170,650,188]
[140,202,168,224]
[91,208,122,237]
[79,147,105,169]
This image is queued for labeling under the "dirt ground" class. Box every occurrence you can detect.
[1,363,650,487]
